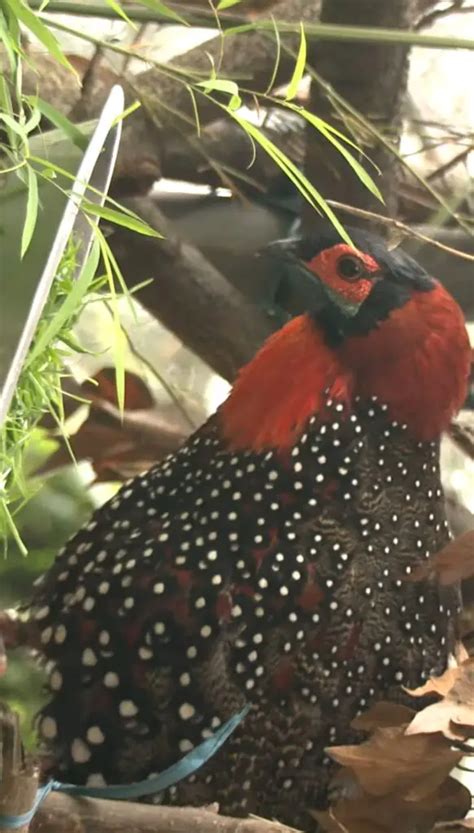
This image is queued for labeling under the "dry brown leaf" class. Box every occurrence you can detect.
[405,665,464,699]
[455,643,470,664]
[83,367,155,411]
[314,777,471,833]
[406,659,474,739]
[351,701,415,731]
[327,727,462,798]
[433,821,474,833]
[409,531,474,585]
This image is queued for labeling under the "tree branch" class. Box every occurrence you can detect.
[108,197,273,382]
[302,0,439,227]
[32,792,295,833]
[0,706,39,833]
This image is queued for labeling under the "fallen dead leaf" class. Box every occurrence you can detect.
[455,643,470,665]
[327,727,462,798]
[351,701,415,731]
[406,659,474,740]
[409,531,474,586]
[433,821,474,833]
[405,664,466,699]
[314,777,471,833]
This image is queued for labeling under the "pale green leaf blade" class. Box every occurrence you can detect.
[104,0,137,27]
[232,113,352,244]
[285,22,306,101]
[264,15,282,95]
[21,165,39,258]
[196,78,242,111]
[81,200,163,237]
[301,110,383,202]
[136,0,188,25]
[26,240,101,367]
[26,96,88,150]
[4,0,75,72]
[218,0,243,8]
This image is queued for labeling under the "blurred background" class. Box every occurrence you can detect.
[1,0,474,743]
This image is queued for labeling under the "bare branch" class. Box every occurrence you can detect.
[108,197,273,382]
[32,792,297,833]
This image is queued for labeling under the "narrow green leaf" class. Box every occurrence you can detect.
[0,499,27,555]
[223,23,255,36]
[0,111,28,142]
[25,96,88,149]
[0,6,22,70]
[26,240,101,368]
[4,0,75,72]
[98,237,126,413]
[186,85,201,137]
[136,0,188,25]
[112,99,141,126]
[225,18,474,51]
[300,110,383,202]
[21,165,39,257]
[264,15,282,95]
[232,113,352,244]
[295,106,380,173]
[81,200,164,237]
[217,0,243,8]
[196,78,242,111]
[285,22,306,101]
[23,104,42,135]
[104,0,137,27]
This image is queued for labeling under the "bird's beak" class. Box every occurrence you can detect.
[263,238,328,317]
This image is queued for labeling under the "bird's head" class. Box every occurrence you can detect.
[266,227,435,341]
[222,227,471,450]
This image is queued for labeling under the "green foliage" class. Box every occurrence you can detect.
[0,242,102,553]
[0,0,397,745]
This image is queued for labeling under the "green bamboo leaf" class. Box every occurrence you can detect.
[23,105,42,135]
[81,200,164,237]
[21,165,39,257]
[225,19,474,50]
[0,111,28,142]
[232,113,352,244]
[4,0,76,72]
[104,0,137,26]
[285,22,306,101]
[186,85,201,136]
[97,236,126,413]
[112,100,141,126]
[25,96,88,149]
[136,0,188,25]
[26,240,101,367]
[264,15,281,95]
[196,78,242,111]
[0,9,22,69]
[217,0,243,8]
[300,110,383,202]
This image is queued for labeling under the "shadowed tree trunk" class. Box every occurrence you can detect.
[303,0,437,229]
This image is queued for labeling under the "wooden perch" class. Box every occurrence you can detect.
[0,703,295,833]
[0,705,39,833]
[32,793,296,833]
[109,197,273,382]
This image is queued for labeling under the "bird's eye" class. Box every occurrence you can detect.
[336,255,365,282]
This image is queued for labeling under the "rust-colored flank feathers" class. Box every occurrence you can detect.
[11,231,472,831]
[220,315,353,451]
[222,282,470,450]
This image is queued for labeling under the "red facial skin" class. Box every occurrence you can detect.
[220,244,471,450]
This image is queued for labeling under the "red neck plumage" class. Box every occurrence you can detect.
[220,282,470,451]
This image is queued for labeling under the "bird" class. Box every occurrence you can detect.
[5,227,471,830]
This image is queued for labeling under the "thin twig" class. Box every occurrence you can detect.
[326,200,474,262]
[416,0,474,31]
